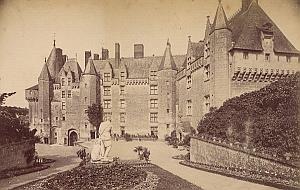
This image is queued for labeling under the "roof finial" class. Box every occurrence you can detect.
[53,32,56,47]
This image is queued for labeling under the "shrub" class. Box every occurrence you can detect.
[197,73,300,159]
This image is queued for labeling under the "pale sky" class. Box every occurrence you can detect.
[0,0,299,108]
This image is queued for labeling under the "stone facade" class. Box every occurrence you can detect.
[26,0,300,145]
[176,0,300,131]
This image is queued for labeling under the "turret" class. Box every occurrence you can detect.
[209,0,232,107]
[157,40,177,138]
[38,63,53,143]
[79,58,101,140]
[46,40,64,82]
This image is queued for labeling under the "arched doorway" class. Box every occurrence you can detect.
[69,131,78,146]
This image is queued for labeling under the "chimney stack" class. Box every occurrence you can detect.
[115,43,120,68]
[102,48,109,60]
[94,54,99,60]
[134,44,144,59]
[85,51,91,67]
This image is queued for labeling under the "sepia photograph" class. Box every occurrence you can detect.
[0,0,300,189]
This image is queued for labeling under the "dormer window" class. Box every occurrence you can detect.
[120,72,126,81]
[104,73,111,82]
[243,52,249,60]
[286,56,291,63]
[265,53,270,62]
[67,78,71,86]
[61,78,65,86]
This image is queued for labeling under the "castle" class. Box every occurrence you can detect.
[26,0,300,145]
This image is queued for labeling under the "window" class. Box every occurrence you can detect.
[120,86,125,95]
[84,97,87,103]
[243,52,249,59]
[68,78,71,86]
[150,70,157,78]
[85,83,87,88]
[204,64,210,80]
[286,56,291,63]
[204,95,210,113]
[166,124,170,129]
[265,53,270,62]
[85,109,88,113]
[85,123,88,128]
[150,85,158,95]
[61,78,65,86]
[120,99,126,108]
[103,100,111,109]
[104,86,111,96]
[150,113,158,123]
[68,90,71,98]
[120,72,126,81]
[104,112,112,121]
[187,76,192,88]
[166,80,169,86]
[256,54,258,60]
[277,55,280,62]
[61,91,66,98]
[187,100,192,116]
[62,102,66,110]
[56,117,58,121]
[62,115,66,121]
[167,109,170,113]
[120,113,126,123]
[104,73,111,82]
[150,99,158,108]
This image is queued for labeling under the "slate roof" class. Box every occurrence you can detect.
[93,54,185,79]
[83,58,97,75]
[26,84,38,90]
[210,1,229,32]
[158,41,177,71]
[228,1,300,54]
[59,58,83,82]
[38,64,51,80]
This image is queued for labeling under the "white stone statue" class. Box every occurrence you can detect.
[91,119,112,163]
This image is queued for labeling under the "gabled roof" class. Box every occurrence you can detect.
[26,84,38,90]
[38,63,51,80]
[210,0,229,33]
[93,55,185,79]
[59,58,82,82]
[83,58,97,75]
[158,40,177,71]
[228,1,300,54]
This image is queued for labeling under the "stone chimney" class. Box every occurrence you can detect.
[134,44,144,59]
[85,51,91,67]
[115,43,120,68]
[94,54,99,60]
[102,48,109,60]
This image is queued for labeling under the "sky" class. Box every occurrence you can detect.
[0,0,299,108]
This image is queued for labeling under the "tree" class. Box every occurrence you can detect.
[0,92,37,145]
[87,103,103,138]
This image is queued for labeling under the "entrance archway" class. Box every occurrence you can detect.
[69,131,78,146]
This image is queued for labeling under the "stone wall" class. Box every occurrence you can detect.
[190,137,298,174]
[0,140,35,172]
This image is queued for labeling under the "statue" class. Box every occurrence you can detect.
[91,119,112,163]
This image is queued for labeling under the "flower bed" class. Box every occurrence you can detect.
[180,160,300,190]
[16,163,147,190]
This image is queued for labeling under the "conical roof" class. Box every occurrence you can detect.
[158,40,177,71]
[84,58,97,75]
[211,0,229,33]
[46,42,64,80]
[204,16,211,40]
[38,63,51,80]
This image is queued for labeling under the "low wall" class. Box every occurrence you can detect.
[0,140,35,172]
[190,136,299,175]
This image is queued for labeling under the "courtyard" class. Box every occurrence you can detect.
[0,140,279,190]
